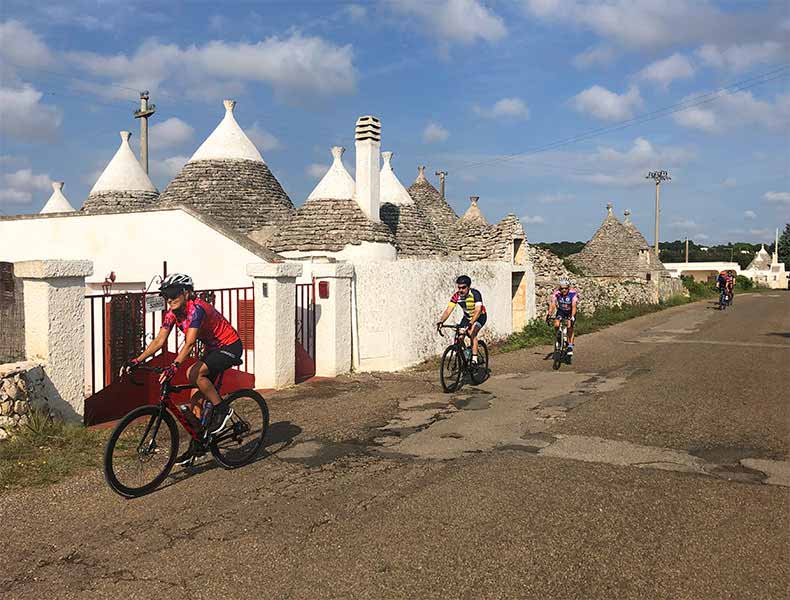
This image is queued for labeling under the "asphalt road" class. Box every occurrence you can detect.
[2,292,788,599]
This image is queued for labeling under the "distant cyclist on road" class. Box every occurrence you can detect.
[121,273,242,466]
[716,270,732,307]
[436,275,487,364]
[547,277,578,357]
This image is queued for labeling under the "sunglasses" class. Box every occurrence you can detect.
[160,288,183,300]
[457,285,469,290]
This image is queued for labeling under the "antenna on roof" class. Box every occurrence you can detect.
[134,91,156,174]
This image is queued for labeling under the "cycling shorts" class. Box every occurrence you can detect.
[460,313,487,331]
[202,339,243,380]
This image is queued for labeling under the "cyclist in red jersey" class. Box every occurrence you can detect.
[122,273,242,466]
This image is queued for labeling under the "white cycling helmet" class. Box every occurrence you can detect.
[558,277,570,287]
[159,272,193,291]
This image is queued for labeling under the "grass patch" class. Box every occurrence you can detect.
[0,410,107,494]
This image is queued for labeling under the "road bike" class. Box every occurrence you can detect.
[437,324,490,393]
[103,362,269,498]
[718,288,729,310]
[550,316,572,370]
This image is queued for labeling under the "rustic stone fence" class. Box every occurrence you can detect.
[0,362,51,440]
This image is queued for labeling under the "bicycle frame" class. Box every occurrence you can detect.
[439,325,474,367]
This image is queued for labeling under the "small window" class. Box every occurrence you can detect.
[237,299,255,350]
[646,273,652,281]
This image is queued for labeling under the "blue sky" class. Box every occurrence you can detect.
[1,0,788,245]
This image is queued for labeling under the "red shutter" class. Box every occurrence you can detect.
[237,299,254,350]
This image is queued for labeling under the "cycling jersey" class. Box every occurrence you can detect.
[449,288,486,319]
[161,298,240,352]
[552,288,578,316]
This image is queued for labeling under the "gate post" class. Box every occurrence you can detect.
[312,262,353,377]
[246,262,302,389]
[14,259,93,420]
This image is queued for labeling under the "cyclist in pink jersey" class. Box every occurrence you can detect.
[122,273,242,466]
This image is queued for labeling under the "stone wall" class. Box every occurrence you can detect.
[528,245,686,317]
[0,262,25,363]
[0,362,51,440]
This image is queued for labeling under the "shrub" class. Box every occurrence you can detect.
[735,275,753,291]
[562,258,586,276]
[680,275,716,300]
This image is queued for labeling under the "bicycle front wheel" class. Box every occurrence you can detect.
[440,345,463,393]
[210,389,269,469]
[470,340,490,384]
[103,405,179,498]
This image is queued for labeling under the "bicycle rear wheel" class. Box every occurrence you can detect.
[552,331,563,370]
[210,389,269,469]
[470,340,490,384]
[103,405,179,498]
[440,345,463,393]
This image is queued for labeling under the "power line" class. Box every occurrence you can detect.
[447,64,790,171]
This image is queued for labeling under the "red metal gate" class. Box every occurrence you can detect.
[84,286,255,425]
[295,281,316,382]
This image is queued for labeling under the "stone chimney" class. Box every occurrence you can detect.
[354,115,381,222]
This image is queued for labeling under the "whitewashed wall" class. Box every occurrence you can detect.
[0,209,268,289]
[352,260,516,372]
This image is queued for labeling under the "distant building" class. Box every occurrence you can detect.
[741,232,788,289]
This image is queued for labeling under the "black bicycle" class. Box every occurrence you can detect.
[718,288,729,310]
[437,324,490,393]
[103,363,269,498]
[550,316,572,370]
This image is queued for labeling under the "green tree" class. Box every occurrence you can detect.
[779,223,790,266]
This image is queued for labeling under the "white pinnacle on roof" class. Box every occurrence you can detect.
[90,131,157,194]
[189,99,264,163]
[308,146,355,200]
[379,151,413,206]
[40,181,75,213]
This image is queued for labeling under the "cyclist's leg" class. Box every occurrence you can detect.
[567,321,575,345]
[187,361,222,409]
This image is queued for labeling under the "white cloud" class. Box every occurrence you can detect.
[697,42,784,72]
[68,33,357,101]
[423,122,449,143]
[345,4,368,21]
[538,193,575,204]
[0,84,62,141]
[764,191,790,205]
[0,20,53,76]
[749,228,773,239]
[151,155,188,179]
[572,84,643,121]
[246,122,281,152]
[474,97,530,119]
[722,177,737,188]
[670,218,700,230]
[0,168,51,205]
[744,210,756,219]
[307,163,328,178]
[521,214,545,224]
[573,46,616,69]
[522,0,760,51]
[673,90,789,134]
[149,117,194,150]
[386,0,506,45]
[637,53,694,88]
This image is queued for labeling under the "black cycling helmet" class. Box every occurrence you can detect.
[455,275,472,286]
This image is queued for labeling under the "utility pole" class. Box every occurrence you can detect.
[435,170,448,200]
[134,91,156,173]
[685,235,689,263]
[645,170,671,256]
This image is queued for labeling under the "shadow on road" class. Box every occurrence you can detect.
[766,332,790,338]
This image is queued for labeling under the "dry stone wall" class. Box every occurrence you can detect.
[0,362,52,440]
[528,245,686,316]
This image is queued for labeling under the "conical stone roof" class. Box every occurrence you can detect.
[568,203,646,277]
[407,166,458,245]
[747,245,772,270]
[81,131,159,213]
[623,209,667,274]
[269,147,393,253]
[451,197,524,261]
[158,100,293,235]
[460,196,488,226]
[41,181,75,214]
[379,153,446,258]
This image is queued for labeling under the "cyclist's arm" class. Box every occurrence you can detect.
[570,296,578,320]
[468,304,482,328]
[136,327,169,362]
[173,327,199,366]
[438,302,455,324]
[547,299,556,318]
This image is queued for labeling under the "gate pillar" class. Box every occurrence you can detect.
[14,259,93,420]
[312,262,353,377]
[246,262,302,389]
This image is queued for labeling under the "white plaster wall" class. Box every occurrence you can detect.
[312,263,353,377]
[352,260,514,372]
[0,210,264,288]
[525,261,537,321]
[280,241,397,264]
